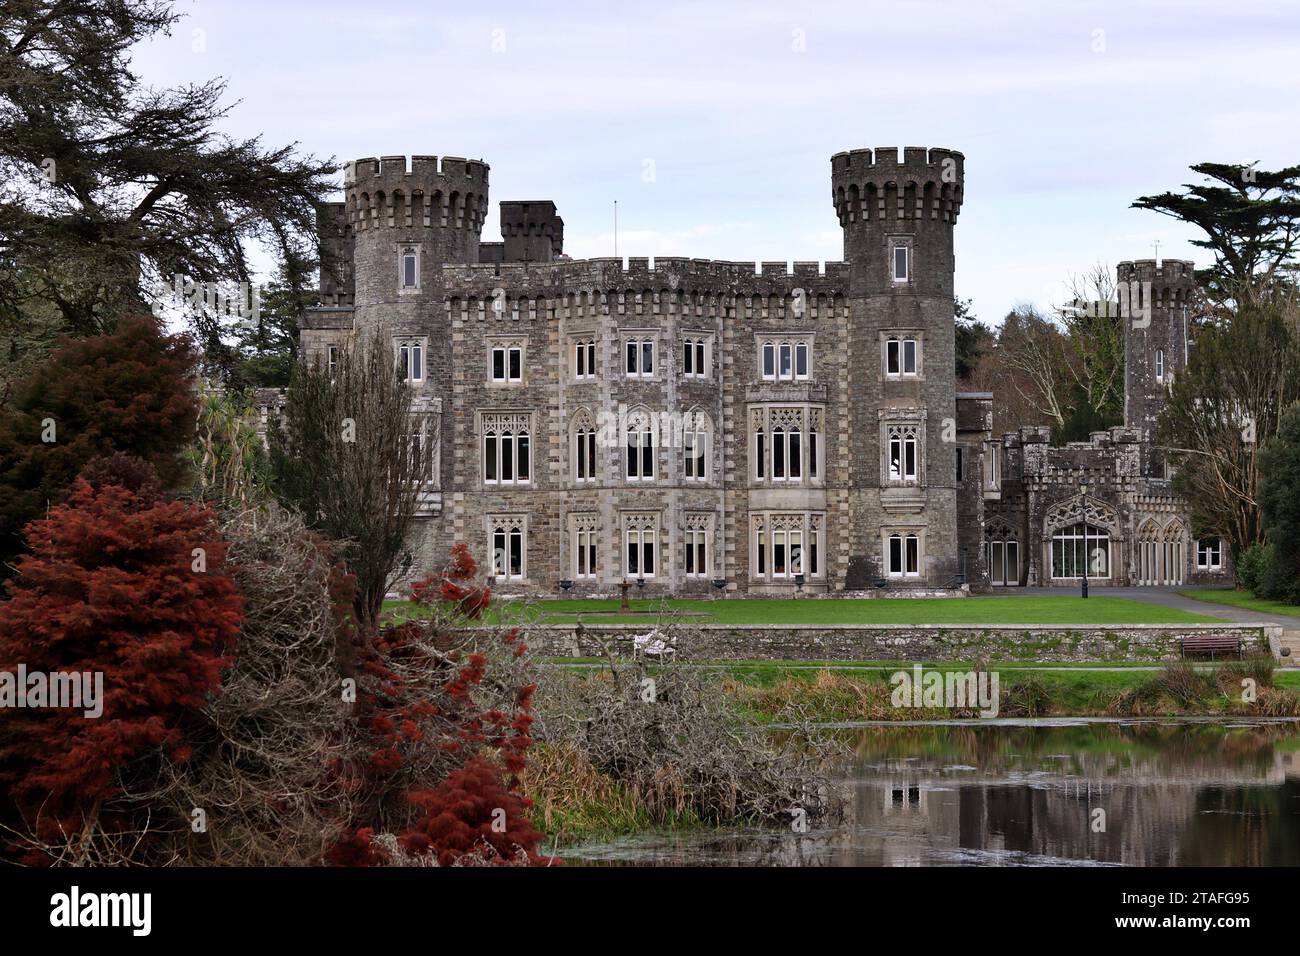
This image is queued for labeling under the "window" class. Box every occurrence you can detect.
[482,413,531,485]
[572,515,598,579]
[625,337,655,377]
[887,532,920,578]
[955,446,964,482]
[1155,348,1165,381]
[1138,521,1186,586]
[754,408,818,484]
[397,339,424,383]
[986,530,1018,586]
[885,337,919,378]
[752,514,824,582]
[624,515,657,578]
[401,248,419,289]
[326,345,339,378]
[683,337,708,378]
[760,340,811,381]
[625,410,655,481]
[984,441,1001,490]
[574,338,597,379]
[808,519,821,577]
[887,425,919,483]
[490,518,525,580]
[572,412,597,483]
[809,415,820,480]
[1197,538,1222,569]
[684,517,710,578]
[893,244,909,282]
[683,414,709,481]
[490,343,523,383]
[407,417,437,484]
[1051,523,1110,579]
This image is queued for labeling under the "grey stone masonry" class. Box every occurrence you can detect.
[271,145,1231,597]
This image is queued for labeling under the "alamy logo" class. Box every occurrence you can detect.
[890,664,999,717]
[0,665,103,718]
[150,273,261,321]
[1063,279,1152,328]
[50,886,151,936]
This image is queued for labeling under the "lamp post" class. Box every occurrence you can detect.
[1078,478,1089,600]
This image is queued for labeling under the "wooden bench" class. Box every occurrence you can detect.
[1180,633,1242,660]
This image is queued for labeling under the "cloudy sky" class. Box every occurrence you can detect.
[133,0,1300,324]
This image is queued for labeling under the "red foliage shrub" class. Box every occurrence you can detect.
[0,469,243,857]
[411,542,490,619]
[330,542,543,865]
[399,757,548,866]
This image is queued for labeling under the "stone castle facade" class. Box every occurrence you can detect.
[262,145,1233,595]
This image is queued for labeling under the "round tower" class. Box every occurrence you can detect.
[344,154,489,335]
[1118,258,1197,444]
[832,146,963,298]
[831,146,966,588]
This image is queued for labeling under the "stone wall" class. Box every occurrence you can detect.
[517,622,1277,663]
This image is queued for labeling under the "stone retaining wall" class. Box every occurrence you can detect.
[520,622,1279,663]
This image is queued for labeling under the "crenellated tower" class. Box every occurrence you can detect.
[340,154,490,496]
[1119,259,1195,453]
[344,155,489,333]
[832,146,966,587]
[500,200,564,263]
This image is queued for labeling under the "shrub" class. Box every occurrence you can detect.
[1237,542,1273,595]
[533,635,843,829]
[397,757,549,866]
[1219,654,1276,693]
[145,505,359,866]
[0,464,243,863]
[0,315,197,569]
[1001,674,1053,717]
[1157,662,1218,707]
[330,544,543,865]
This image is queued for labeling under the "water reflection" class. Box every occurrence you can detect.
[566,719,1300,867]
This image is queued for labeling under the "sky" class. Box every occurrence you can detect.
[131,0,1300,325]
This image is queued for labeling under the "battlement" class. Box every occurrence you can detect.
[1117,259,1196,283]
[438,256,851,303]
[500,200,564,262]
[345,154,490,185]
[344,154,490,234]
[1117,259,1199,307]
[831,146,964,224]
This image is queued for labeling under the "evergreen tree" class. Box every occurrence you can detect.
[1258,402,1300,602]
[0,314,197,569]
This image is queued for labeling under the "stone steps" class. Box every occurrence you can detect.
[1278,630,1300,666]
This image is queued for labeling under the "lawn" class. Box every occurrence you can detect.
[384,595,1219,626]
[1179,589,1300,620]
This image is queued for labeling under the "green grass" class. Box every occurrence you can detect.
[1179,589,1300,619]
[384,594,1220,626]
[699,659,1300,722]
[385,595,1219,626]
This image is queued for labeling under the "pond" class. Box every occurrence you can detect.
[563,718,1300,866]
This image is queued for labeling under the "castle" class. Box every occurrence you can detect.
[261,145,1233,595]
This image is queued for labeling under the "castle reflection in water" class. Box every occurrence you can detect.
[569,721,1300,867]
